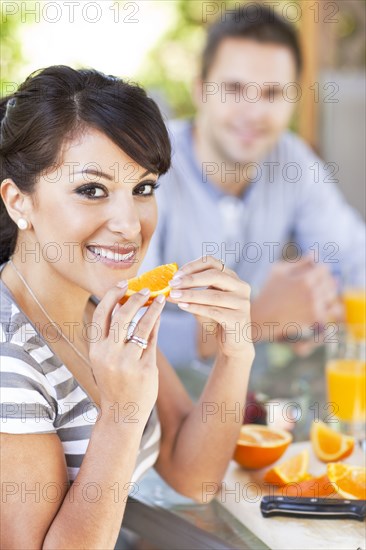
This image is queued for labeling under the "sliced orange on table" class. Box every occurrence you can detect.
[327,463,366,500]
[233,425,292,470]
[277,473,338,498]
[264,449,309,486]
[310,421,354,462]
[119,263,178,306]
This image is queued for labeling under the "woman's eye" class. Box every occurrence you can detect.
[134,182,160,196]
[76,185,107,199]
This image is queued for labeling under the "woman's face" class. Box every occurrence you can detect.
[28,128,159,298]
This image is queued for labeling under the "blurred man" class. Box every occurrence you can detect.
[143,4,365,365]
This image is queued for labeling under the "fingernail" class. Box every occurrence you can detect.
[169,278,182,287]
[155,294,166,304]
[178,302,189,308]
[170,290,183,299]
[139,288,150,296]
[117,280,128,288]
[112,304,121,316]
[172,270,184,280]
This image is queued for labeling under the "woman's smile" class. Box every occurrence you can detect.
[85,243,139,270]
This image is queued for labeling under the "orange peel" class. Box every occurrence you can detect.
[233,424,292,470]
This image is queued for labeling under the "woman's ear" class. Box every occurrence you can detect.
[1,179,33,229]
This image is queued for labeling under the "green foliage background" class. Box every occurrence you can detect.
[137,0,209,119]
[0,0,240,111]
[0,2,23,96]
[1,0,363,117]
[136,0,248,118]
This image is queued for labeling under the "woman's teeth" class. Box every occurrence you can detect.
[88,246,135,262]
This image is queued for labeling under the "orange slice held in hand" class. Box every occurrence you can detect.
[327,463,366,500]
[233,425,293,470]
[310,421,355,462]
[119,263,178,306]
[264,449,309,486]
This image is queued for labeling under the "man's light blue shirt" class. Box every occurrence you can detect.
[142,120,366,365]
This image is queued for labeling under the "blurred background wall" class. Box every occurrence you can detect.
[1,0,365,217]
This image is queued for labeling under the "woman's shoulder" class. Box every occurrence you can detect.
[0,341,58,434]
[0,271,46,366]
[0,272,59,433]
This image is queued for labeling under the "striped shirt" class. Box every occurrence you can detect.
[0,265,161,483]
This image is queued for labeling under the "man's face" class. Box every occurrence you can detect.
[196,38,298,164]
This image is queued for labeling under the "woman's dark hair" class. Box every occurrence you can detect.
[201,3,302,79]
[0,65,171,264]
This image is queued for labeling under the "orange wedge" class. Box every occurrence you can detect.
[120,263,178,306]
[277,473,338,498]
[264,449,309,486]
[327,463,366,500]
[233,425,292,470]
[310,421,354,462]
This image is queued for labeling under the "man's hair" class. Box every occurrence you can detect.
[201,3,302,79]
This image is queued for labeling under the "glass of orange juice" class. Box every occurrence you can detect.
[343,288,366,341]
[326,331,366,440]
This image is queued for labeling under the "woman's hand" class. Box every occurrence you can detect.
[168,256,253,361]
[88,284,166,423]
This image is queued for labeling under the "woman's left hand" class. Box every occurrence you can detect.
[167,256,253,360]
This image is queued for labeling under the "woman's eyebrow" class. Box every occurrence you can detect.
[140,169,152,179]
[73,168,153,181]
[74,168,114,181]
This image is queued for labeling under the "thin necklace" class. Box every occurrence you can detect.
[9,259,98,385]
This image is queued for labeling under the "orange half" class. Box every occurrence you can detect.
[119,263,178,306]
[310,421,354,462]
[233,425,292,470]
[327,463,366,500]
[264,449,309,486]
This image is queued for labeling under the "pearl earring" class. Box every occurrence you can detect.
[17,218,29,230]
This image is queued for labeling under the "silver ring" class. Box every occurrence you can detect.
[125,335,148,350]
[220,258,225,272]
